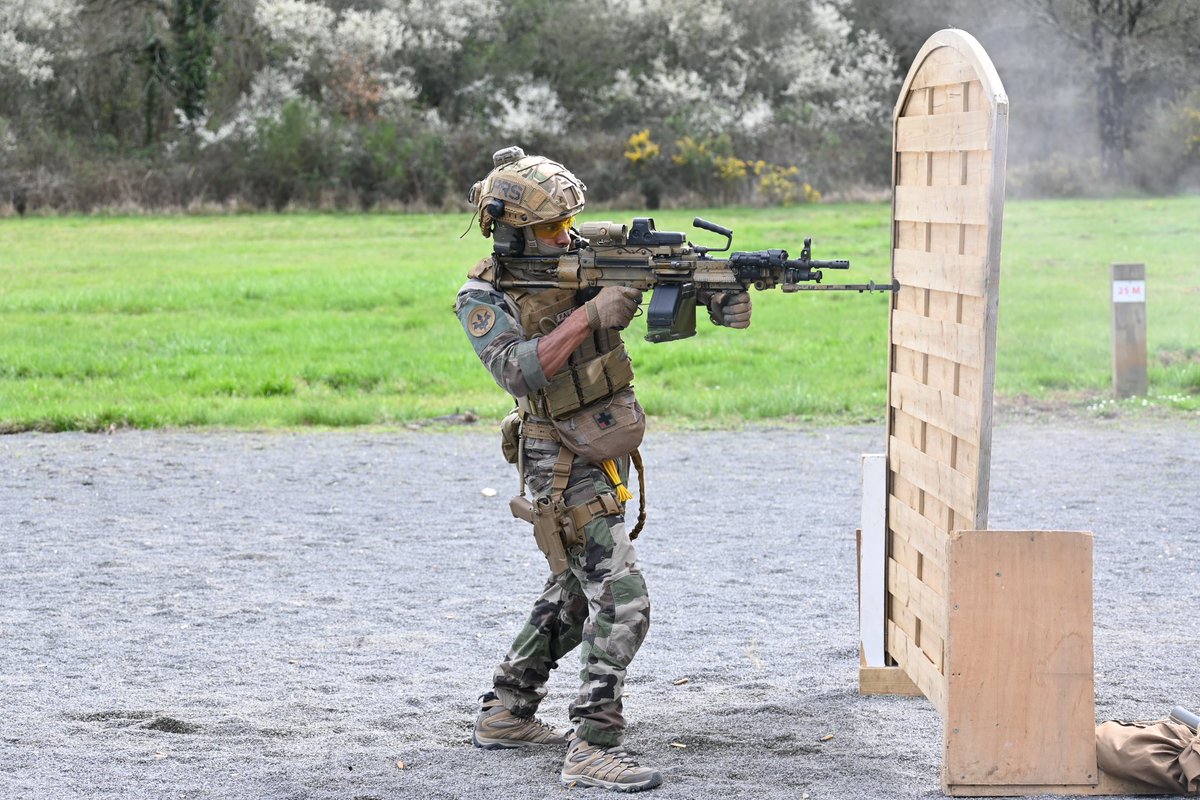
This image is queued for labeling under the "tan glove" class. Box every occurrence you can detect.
[586,286,643,331]
[705,290,752,329]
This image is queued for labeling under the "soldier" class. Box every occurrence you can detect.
[455,146,751,793]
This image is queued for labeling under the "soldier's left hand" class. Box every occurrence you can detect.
[708,290,752,329]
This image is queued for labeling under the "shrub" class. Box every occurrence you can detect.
[1009,155,1104,199]
[245,100,341,210]
[1128,88,1200,194]
[343,120,451,208]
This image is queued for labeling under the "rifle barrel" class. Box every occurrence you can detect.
[786,281,899,293]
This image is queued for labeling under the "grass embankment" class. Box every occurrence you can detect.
[1,198,1197,431]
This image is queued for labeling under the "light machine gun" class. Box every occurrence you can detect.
[493,216,899,342]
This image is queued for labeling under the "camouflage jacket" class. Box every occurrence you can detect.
[454,258,636,418]
[455,274,549,400]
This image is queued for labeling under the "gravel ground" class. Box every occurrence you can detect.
[1,418,1197,800]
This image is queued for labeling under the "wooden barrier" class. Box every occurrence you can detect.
[943,530,1097,794]
[878,26,1008,726]
[857,29,1173,797]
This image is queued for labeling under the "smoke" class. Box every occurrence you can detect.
[847,0,1200,195]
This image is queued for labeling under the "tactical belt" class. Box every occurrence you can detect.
[521,420,559,442]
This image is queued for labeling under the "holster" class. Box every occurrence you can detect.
[510,442,623,576]
[510,495,569,575]
[510,489,622,576]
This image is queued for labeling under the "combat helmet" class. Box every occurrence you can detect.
[468,146,586,254]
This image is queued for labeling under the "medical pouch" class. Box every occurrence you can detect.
[551,386,645,464]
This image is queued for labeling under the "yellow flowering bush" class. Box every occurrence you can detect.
[671,135,712,169]
[624,129,660,164]
[642,132,823,206]
[714,154,747,182]
[755,163,821,205]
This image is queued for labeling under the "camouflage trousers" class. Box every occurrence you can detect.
[492,436,650,748]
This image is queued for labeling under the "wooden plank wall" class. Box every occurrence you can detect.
[884,34,1008,716]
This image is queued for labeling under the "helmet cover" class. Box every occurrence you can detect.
[469,147,587,239]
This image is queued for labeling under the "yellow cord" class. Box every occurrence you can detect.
[600,459,634,503]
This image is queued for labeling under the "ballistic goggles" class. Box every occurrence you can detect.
[531,216,575,237]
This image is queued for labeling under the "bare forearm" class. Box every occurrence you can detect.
[535,306,593,377]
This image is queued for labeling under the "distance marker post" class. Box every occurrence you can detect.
[1111,262,1148,398]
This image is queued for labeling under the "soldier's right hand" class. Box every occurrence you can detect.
[587,286,643,331]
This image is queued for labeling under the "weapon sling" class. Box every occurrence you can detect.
[628,450,646,539]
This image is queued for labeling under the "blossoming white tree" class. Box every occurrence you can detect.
[0,0,80,84]
[0,0,905,209]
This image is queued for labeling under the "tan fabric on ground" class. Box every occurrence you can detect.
[1096,720,1200,794]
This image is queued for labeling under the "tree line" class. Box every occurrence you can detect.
[1,0,1196,214]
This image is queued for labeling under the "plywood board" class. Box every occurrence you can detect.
[943,531,1096,789]
[882,28,1009,706]
[859,666,923,697]
[860,455,887,667]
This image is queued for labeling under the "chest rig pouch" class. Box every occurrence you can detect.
[510,287,645,464]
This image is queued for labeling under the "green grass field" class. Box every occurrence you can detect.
[1,197,1198,431]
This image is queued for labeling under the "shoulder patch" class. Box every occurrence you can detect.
[467,306,497,337]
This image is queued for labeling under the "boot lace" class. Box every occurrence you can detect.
[600,746,643,771]
[521,715,559,735]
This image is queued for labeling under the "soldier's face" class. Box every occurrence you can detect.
[531,215,574,251]
[534,227,572,250]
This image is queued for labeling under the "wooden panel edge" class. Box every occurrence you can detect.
[973,91,1008,531]
[859,666,924,697]
[943,767,1183,796]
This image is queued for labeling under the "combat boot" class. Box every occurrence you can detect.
[472,692,569,750]
[560,734,663,792]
